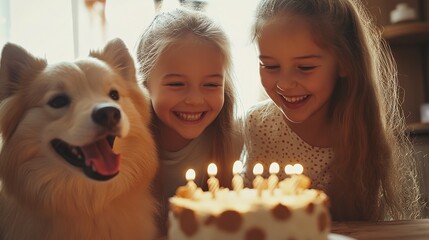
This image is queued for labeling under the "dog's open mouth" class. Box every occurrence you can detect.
[51,136,120,181]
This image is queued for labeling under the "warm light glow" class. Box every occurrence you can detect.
[269,162,279,174]
[293,163,304,175]
[253,163,263,175]
[232,160,243,175]
[185,169,196,181]
[284,164,294,175]
[6,1,262,118]
[285,163,304,175]
[207,163,218,176]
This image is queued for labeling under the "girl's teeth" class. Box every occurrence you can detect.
[283,95,308,103]
[177,112,203,121]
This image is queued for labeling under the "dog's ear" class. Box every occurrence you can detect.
[0,43,47,101]
[90,38,136,82]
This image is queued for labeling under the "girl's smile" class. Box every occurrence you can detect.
[278,93,311,109]
[173,111,207,123]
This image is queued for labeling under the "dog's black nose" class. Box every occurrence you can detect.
[92,104,121,131]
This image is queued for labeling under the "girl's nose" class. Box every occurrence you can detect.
[276,72,298,91]
[184,90,204,105]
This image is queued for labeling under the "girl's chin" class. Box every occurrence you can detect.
[279,109,305,124]
[178,129,206,140]
[284,115,304,124]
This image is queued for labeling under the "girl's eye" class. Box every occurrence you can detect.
[260,62,279,70]
[205,83,222,88]
[298,65,317,71]
[166,82,184,87]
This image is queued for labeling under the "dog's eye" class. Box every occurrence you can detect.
[109,89,119,101]
[48,95,70,108]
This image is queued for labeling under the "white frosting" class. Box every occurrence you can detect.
[168,188,330,240]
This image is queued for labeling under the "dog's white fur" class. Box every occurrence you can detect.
[0,39,158,240]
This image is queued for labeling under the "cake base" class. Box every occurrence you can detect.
[168,188,330,240]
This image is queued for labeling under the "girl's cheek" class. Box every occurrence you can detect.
[260,75,276,89]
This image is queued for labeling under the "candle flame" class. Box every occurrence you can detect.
[232,160,243,175]
[253,163,263,175]
[285,163,304,174]
[186,169,196,181]
[207,163,218,176]
[269,162,280,174]
[284,164,294,175]
[293,163,304,174]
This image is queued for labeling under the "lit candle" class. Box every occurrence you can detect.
[175,169,197,199]
[293,163,304,175]
[268,162,279,195]
[281,163,309,194]
[185,169,197,192]
[252,163,264,197]
[284,164,294,175]
[232,160,244,192]
[207,163,219,198]
[292,163,310,190]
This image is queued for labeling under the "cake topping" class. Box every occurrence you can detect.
[279,174,311,194]
[323,198,330,208]
[271,203,292,220]
[244,227,266,240]
[179,208,198,236]
[175,186,195,199]
[170,203,183,218]
[204,215,216,225]
[216,210,242,233]
[318,211,330,232]
[297,175,311,189]
[305,202,314,214]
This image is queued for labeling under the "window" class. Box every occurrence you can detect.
[1,0,266,114]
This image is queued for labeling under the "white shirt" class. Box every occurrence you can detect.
[243,100,333,190]
[159,131,211,200]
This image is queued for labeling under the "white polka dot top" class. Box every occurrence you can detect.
[243,100,333,191]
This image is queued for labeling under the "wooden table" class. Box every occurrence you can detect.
[331,219,429,240]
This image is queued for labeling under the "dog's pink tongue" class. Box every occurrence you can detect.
[81,139,120,176]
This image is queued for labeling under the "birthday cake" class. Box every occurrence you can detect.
[167,163,331,240]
